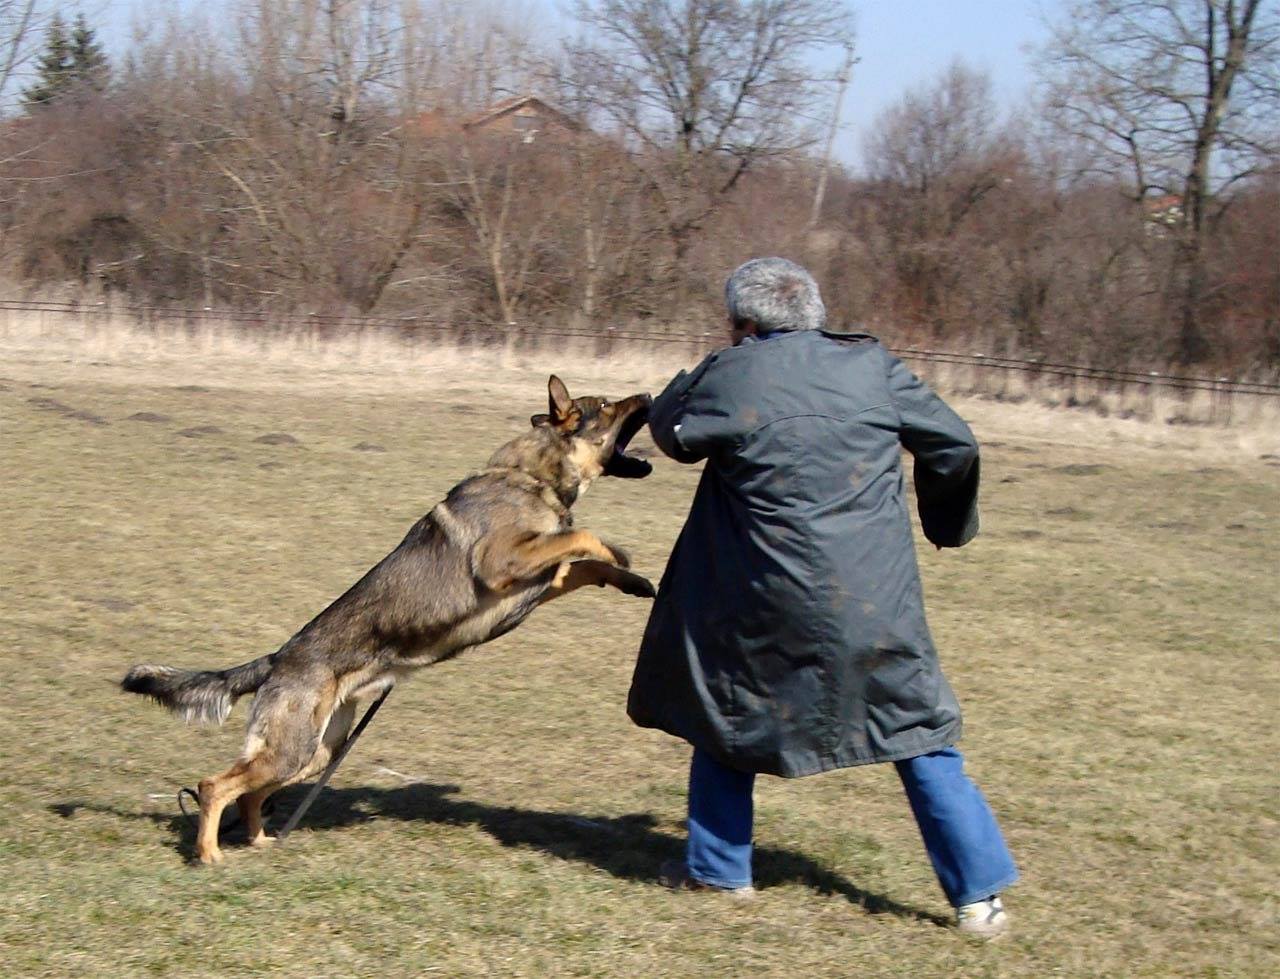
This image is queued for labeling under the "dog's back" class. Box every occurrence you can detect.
[123,465,567,728]
[293,469,565,674]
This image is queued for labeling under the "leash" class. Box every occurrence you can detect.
[275,686,393,840]
[177,685,394,841]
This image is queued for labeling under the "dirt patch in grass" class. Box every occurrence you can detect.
[27,395,75,412]
[1045,506,1092,520]
[66,408,109,425]
[253,432,301,445]
[1052,463,1110,476]
[74,595,138,612]
[175,424,224,437]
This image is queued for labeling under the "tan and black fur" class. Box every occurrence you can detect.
[122,376,654,864]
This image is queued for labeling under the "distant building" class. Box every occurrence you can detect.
[1143,193,1185,230]
[461,95,585,144]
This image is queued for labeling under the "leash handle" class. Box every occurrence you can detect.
[177,786,200,825]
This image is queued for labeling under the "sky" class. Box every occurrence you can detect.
[838,0,1064,162]
[90,0,1069,168]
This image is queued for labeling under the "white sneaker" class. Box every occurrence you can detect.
[956,895,1009,940]
[658,860,756,901]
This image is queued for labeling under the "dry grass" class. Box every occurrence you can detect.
[1,315,1277,977]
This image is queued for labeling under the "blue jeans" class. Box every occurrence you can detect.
[685,746,1019,906]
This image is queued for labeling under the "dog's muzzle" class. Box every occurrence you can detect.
[603,395,653,479]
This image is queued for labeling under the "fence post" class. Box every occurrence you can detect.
[1217,377,1233,425]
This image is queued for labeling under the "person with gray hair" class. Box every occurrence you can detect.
[628,258,1018,938]
[724,256,827,336]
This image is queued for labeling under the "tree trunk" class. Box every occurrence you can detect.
[582,224,598,319]
[1175,0,1262,364]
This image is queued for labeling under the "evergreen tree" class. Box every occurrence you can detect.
[69,13,108,92]
[22,14,108,109]
[21,15,72,108]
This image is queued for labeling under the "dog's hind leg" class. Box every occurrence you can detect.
[229,699,356,851]
[196,755,280,864]
[237,784,279,848]
[291,697,358,783]
[196,673,339,864]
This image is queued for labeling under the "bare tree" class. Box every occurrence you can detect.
[441,133,567,325]
[865,62,1008,231]
[129,1,447,312]
[0,1,49,249]
[861,62,1020,338]
[235,0,401,141]
[561,0,854,262]
[394,1,549,115]
[1040,0,1280,362]
[0,0,45,108]
[567,138,663,320]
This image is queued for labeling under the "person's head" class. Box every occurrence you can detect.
[724,257,826,344]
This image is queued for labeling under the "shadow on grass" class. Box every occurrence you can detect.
[49,782,947,926]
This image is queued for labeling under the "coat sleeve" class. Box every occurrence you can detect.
[886,353,981,548]
[648,355,738,464]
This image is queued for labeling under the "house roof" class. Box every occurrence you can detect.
[1143,193,1184,212]
[461,95,583,132]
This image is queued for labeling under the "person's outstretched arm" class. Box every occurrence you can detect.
[647,356,741,465]
[886,353,981,549]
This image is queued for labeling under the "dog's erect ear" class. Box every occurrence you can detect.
[548,375,573,424]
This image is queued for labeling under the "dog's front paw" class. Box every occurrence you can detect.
[624,575,657,599]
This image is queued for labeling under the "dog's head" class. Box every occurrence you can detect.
[489,376,652,505]
[530,375,653,481]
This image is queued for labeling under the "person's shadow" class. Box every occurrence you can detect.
[50,782,948,926]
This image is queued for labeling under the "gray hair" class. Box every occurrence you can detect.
[724,257,826,333]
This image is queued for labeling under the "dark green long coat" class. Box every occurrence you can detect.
[627,329,981,777]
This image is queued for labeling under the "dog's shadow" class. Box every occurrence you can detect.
[50,782,947,926]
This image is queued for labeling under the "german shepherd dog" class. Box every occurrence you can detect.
[121,376,655,864]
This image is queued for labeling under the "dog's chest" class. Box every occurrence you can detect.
[392,579,548,670]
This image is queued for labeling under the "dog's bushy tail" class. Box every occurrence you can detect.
[120,655,274,725]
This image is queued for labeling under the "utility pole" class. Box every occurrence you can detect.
[808,42,857,230]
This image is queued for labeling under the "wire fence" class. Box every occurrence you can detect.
[0,298,716,346]
[5,297,1278,423]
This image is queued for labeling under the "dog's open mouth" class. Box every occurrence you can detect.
[603,396,652,478]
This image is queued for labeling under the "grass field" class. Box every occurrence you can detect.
[1,317,1278,977]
